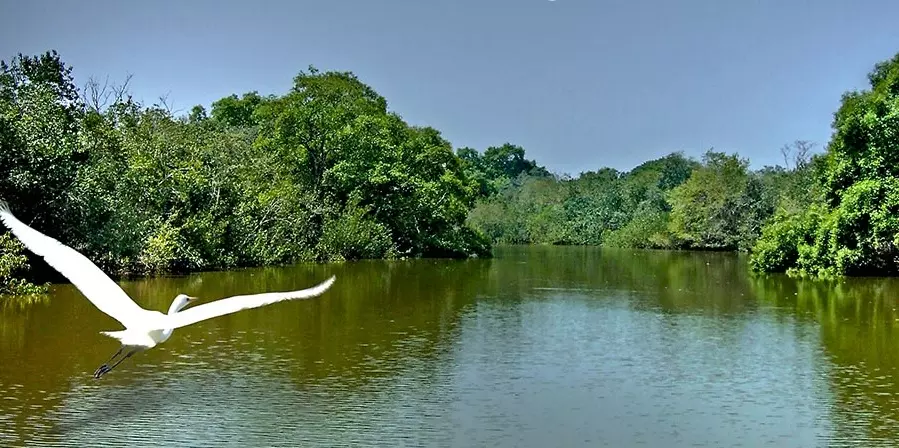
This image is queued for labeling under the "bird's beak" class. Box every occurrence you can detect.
[187,296,198,302]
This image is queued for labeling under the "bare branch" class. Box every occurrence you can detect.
[792,140,815,169]
[779,144,792,170]
[779,140,817,171]
[156,91,173,113]
[82,73,134,111]
[83,75,110,111]
[111,73,133,104]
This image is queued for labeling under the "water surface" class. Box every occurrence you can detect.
[2,246,899,446]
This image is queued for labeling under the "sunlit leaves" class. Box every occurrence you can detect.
[667,150,772,251]
[466,152,698,248]
[751,52,899,277]
[0,234,48,299]
[0,51,85,236]
[256,69,488,259]
[0,51,493,300]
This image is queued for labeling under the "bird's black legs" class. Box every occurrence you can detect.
[93,347,123,378]
[105,347,124,364]
[93,348,133,379]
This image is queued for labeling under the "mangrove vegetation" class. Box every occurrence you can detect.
[0,51,491,295]
[463,51,899,279]
[1,49,898,297]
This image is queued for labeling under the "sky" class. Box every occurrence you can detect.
[1,0,898,176]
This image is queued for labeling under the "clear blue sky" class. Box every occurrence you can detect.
[2,0,898,175]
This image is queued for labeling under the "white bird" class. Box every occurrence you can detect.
[0,201,336,379]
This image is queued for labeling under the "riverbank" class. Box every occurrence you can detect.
[3,48,898,296]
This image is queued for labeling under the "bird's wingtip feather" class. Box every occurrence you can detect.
[305,275,336,296]
[0,200,12,229]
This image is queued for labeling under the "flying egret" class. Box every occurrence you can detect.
[0,201,336,379]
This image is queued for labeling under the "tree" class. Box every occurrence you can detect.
[466,152,698,248]
[668,150,771,250]
[456,143,549,198]
[250,66,488,259]
[0,50,86,245]
[210,91,266,127]
[0,233,48,299]
[481,143,548,179]
[1,51,495,299]
[750,52,899,277]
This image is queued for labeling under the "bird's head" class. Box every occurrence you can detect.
[169,293,198,314]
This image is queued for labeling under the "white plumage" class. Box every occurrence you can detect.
[0,200,336,378]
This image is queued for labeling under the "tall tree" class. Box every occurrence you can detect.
[751,52,899,277]
[0,50,85,237]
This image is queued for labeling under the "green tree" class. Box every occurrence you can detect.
[466,152,697,248]
[1,51,494,300]
[481,143,548,180]
[252,67,488,259]
[668,150,771,250]
[457,143,549,197]
[750,52,899,277]
[210,91,266,127]
[599,152,698,248]
[562,168,625,244]
[0,233,48,299]
[0,51,85,239]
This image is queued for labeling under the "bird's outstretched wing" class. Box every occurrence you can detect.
[162,276,336,330]
[0,201,151,328]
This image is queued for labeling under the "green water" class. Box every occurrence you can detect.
[2,245,899,446]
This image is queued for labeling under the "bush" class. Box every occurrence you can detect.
[0,233,48,298]
[749,207,821,274]
[315,202,395,261]
[603,210,676,249]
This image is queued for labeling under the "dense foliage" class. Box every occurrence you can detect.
[465,148,801,252]
[749,52,899,277]
[0,51,492,297]
[464,51,899,279]
[3,48,898,296]
[0,233,48,298]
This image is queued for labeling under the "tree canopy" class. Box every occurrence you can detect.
[749,52,899,277]
[4,48,899,298]
[0,51,493,298]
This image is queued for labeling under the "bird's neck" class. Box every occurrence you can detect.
[163,302,184,340]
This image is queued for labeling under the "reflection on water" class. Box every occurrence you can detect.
[1,246,899,446]
[751,274,899,445]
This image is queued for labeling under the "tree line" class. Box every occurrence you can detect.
[2,49,898,298]
[465,51,899,280]
[0,51,491,297]
[464,143,815,252]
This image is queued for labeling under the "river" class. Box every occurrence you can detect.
[1,245,899,446]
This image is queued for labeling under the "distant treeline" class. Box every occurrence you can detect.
[464,144,815,253]
[466,51,899,279]
[1,49,898,298]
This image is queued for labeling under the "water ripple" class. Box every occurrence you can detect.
[3,249,899,446]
